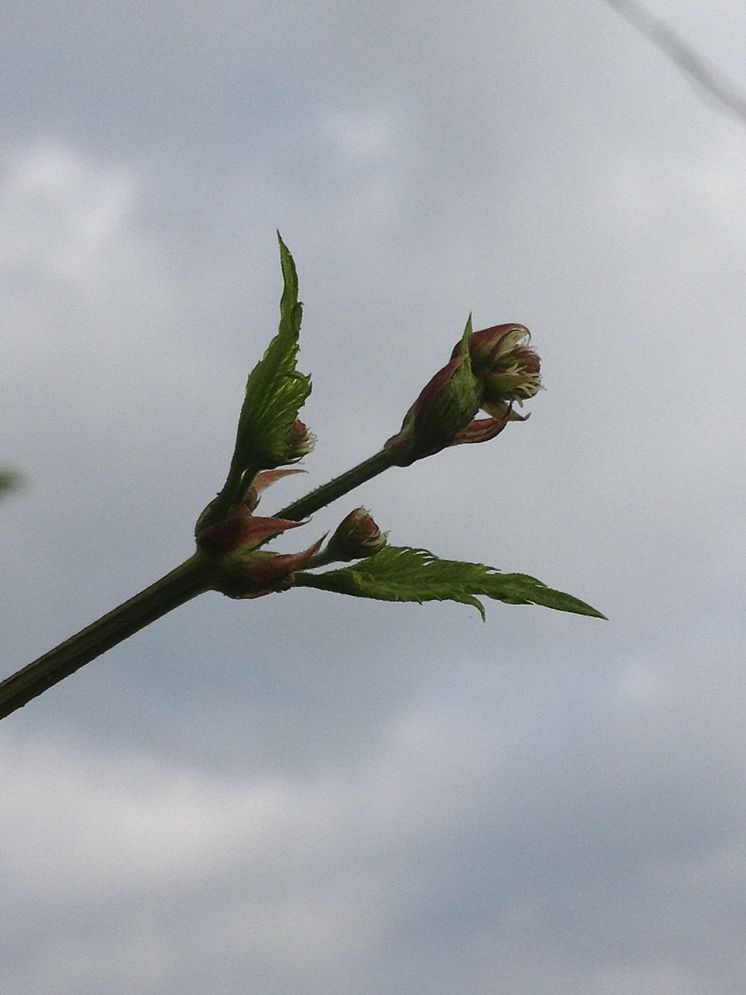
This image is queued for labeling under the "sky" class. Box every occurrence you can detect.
[2,1,745,992]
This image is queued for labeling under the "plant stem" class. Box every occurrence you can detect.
[0,552,214,721]
[276,449,394,521]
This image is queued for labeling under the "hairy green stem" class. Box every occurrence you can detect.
[276,449,393,521]
[0,553,214,721]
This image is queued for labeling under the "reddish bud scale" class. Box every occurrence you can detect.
[450,406,527,447]
[196,505,302,556]
[244,468,306,512]
[217,537,324,599]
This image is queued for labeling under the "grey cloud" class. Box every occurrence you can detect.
[3,1,746,992]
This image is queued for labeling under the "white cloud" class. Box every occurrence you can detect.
[0,145,136,291]
[590,124,746,248]
[320,108,398,162]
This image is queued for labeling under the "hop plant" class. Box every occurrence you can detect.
[0,235,604,722]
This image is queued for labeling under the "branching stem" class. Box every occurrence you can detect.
[0,450,395,721]
[276,450,393,521]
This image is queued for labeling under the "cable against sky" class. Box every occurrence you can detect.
[603,0,746,125]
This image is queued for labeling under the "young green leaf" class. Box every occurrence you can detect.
[227,233,312,492]
[295,545,606,620]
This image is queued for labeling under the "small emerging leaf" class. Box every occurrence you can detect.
[295,545,605,620]
[0,469,20,497]
[441,316,481,437]
[229,234,312,483]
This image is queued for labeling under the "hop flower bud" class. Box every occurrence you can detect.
[457,324,541,412]
[326,508,388,562]
[384,320,539,467]
[283,419,316,464]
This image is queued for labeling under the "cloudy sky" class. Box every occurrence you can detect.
[2,1,745,992]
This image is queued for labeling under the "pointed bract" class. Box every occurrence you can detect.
[196,504,304,556]
[218,536,325,599]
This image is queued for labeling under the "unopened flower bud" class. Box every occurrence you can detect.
[384,319,540,467]
[326,508,388,562]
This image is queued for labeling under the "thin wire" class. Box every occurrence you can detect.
[602,0,746,126]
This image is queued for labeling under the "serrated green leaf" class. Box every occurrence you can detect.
[295,545,606,620]
[228,234,312,482]
[478,571,606,617]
